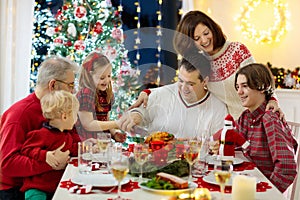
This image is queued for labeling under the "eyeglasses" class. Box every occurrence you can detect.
[55,80,75,89]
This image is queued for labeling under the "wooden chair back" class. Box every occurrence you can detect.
[287,121,300,200]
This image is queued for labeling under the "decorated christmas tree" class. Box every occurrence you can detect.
[47,0,140,119]
[30,3,57,92]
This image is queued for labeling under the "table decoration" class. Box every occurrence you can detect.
[232,175,256,200]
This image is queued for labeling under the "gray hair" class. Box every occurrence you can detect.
[36,56,79,88]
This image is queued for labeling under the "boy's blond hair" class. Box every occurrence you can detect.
[41,90,79,119]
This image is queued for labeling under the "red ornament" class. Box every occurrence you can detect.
[64,41,72,47]
[55,10,62,21]
[74,6,87,19]
[112,27,122,41]
[74,40,85,51]
[54,25,62,33]
[94,21,103,34]
[53,37,63,46]
[114,10,119,16]
[62,5,68,10]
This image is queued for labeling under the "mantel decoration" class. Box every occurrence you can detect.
[236,0,290,44]
[267,62,300,89]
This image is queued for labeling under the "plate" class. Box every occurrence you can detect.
[138,181,198,195]
[203,172,259,186]
[71,173,129,187]
[206,155,244,165]
[92,153,106,162]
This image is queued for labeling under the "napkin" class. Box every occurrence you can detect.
[68,185,92,194]
[60,179,140,194]
[68,159,104,171]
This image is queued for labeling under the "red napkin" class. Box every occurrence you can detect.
[68,159,104,171]
[60,179,139,194]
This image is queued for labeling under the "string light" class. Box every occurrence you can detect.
[235,0,290,44]
[156,0,163,85]
[134,1,141,66]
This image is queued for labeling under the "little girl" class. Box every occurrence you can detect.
[75,51,126,142]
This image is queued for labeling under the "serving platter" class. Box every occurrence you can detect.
[138,181,197,195]
[71,173,129,187]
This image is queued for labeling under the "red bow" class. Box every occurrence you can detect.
[83,53,104,71]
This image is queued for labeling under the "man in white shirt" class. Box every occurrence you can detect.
[120,53,227,138]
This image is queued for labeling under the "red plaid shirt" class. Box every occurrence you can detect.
[236,101,298,192]
[75,87,113,140]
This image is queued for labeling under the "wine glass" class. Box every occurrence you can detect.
[97,132,111,162]
[213,160,233,200]
[133,143,149,182]
[184,139,202,182]
[111,152,129,200]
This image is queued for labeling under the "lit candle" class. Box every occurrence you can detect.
[232,175,256,200]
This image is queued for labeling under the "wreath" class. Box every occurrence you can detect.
[236,0,289,44]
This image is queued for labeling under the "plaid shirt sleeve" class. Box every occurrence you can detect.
[76,88,95,112]
[263,111,298,192]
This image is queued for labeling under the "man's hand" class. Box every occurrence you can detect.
[128,91,148,110]
[46,142,70,170]
[117,112,142,133]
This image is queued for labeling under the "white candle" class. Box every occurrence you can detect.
[232,175,256,200]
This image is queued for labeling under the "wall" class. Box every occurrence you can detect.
[193,0,300,69]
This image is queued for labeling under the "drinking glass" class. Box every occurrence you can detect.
[213,160,233,200]
[78,141,93,174]
[193,136,210,177]
[184,139,202,182]
[133,143,149,182]
[111,152,129,200]
[97,132,111,162]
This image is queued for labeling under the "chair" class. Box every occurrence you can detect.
[287,121,300,200]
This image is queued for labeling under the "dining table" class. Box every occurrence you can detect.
[52,151,287,200]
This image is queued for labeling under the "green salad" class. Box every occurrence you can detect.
[140,177,176,190]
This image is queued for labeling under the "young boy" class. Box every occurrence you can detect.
[20,90,81,200]
[234,63,297,192]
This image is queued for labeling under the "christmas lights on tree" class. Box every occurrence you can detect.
[47,0,140,119]
[30,2,57,92]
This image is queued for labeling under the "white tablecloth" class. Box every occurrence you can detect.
[53,152,287,200]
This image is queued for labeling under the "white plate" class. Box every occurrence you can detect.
[92,153,106,162]
[71,173,129,187]
[203,172,259,186]
[206,155,244,165]
[138,181,198,195]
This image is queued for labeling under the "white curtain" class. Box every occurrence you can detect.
[182,0,194,15]
[0,0,34,114]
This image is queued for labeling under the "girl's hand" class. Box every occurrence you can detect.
[113,132,127,143]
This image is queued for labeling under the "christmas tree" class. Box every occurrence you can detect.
[48,0,140,119]
[30,2,57,92]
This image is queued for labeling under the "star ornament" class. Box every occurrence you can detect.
[135,37,141,44]
[118,5,123,12]
[156,29,162,36]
